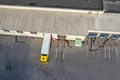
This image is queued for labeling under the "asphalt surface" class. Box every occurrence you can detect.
[0,0,103,10]
[1,0,120,12]
[104,0,120,12]
[0,35,120,80]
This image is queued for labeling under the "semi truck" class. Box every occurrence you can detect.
[40,33,52,64]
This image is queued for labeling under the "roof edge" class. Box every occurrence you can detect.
[0,4,104,15]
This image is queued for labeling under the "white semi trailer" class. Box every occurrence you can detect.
[40,33,52,64]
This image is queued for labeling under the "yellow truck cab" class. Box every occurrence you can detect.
[40,54,48,64]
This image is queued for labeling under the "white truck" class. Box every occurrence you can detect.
[40,33,52,64]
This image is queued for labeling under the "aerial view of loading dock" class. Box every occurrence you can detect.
[0,0,120,80]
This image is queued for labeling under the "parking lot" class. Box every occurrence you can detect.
[0,35,120,80]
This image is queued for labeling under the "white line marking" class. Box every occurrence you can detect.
[104,46,107,58]
[55,48,58,59]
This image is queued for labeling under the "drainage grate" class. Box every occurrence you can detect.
[3,30,10,32]
[30,32,37,34]
[16,30,23,33]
